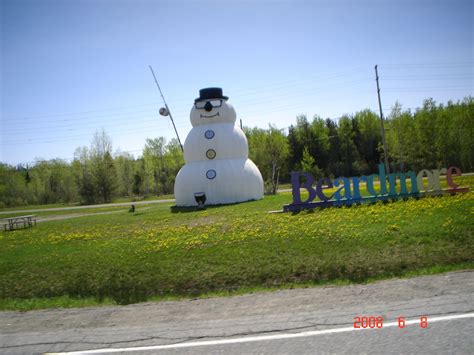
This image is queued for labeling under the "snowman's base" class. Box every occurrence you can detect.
[171,197,261,212]
[174,158,264,207]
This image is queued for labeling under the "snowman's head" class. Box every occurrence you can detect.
[190,87,236,126]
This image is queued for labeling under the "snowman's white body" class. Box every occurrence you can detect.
[174,95,263,206]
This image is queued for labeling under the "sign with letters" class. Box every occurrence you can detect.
[283,164,469,212]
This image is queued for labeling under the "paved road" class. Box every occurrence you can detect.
[0,270,472,354]
[0,200,175,215]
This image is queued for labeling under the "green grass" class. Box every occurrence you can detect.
[0,176,472,311]
[1,262,471,312]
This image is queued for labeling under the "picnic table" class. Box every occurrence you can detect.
[2,215,37,231]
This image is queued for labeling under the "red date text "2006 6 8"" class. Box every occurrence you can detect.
[353,316,429,329]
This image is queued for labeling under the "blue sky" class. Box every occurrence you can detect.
[1,0,472,165]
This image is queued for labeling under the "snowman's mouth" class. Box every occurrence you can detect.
[200,112,220,118]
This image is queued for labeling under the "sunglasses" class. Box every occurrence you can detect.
[194,99,223,109]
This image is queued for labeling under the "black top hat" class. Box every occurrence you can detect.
[195,87,228,103]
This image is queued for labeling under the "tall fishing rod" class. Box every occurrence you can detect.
[148,65,183,152]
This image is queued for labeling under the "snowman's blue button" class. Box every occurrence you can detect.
[204,130,215,139]
[206,169,216,180]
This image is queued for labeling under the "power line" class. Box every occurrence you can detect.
[3,83,470,142]
[1,79,372,135]
[3,62,469,122]
[1,122,189,145]
[1,67,367,123]
[4,67,468,131]
[2,108,159,125]
[1,102,162,122]
[3,62,472,158]
[384,86,472,92]
[228,67,367,94]
[2,114,172,134]
[2,87,377,140]
[379,61,474,68]
[1,77,370,132]
[382,76,472,81]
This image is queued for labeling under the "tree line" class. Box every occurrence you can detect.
[0,130,184,207]
[1,97,472,207]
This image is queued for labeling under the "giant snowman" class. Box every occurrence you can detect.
[174,87,264,206]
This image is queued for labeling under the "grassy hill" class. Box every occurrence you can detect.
[0,177,473,310]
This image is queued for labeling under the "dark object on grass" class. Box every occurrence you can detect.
[194,192,206,209]
[129,204,135,213]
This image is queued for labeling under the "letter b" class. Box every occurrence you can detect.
[290,172,316,204]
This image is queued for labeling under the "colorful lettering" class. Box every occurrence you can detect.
[283,164,469,212]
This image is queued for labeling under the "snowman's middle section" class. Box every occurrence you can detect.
[184,122,249,163]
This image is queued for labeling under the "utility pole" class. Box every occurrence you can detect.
[240,119,243,130]
[149,65,183,152]
[375,64,390,174]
